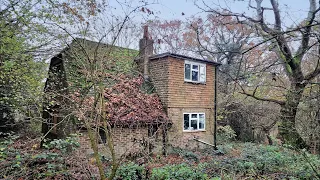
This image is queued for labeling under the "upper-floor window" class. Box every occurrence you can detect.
[184,60,206,83]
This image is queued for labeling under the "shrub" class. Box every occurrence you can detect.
[150,163,208,180]
[42,134,80,153]
[216,125,237,143]
[109,162,146,180]
[215,143,234,155]
[204,143,320,179]
[171,147,199,163]
[0,136,67,179]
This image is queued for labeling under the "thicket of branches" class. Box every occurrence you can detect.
[1,1,320,179]
[147,0,320,151]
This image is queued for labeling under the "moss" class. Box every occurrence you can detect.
[279,50,286,60]
[293,56,300,66]
[285,63,293,74]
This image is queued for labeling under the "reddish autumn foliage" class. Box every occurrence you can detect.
[104,76,169,125]
[71,75,169,126]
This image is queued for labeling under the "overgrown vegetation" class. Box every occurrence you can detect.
[111,143,320,179]
[1,0,320,179]
[0,131,319,179]
[0,133,94,179]
[203,143,320,179]
[150,163,208,180]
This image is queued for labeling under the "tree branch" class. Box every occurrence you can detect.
[296,0,320,61]
[270,0,281,31]
[239,85,285,105]
[304,67,320,81]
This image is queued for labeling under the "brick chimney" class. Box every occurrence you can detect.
[139,25,154,79]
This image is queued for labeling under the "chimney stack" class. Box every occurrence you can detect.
[139,25,154,79]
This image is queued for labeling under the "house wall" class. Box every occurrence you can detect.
[167,57,215,108]
[149,58,170,108]
[149,56,216,149]
[167,108,214,149]
[78,126,163,158]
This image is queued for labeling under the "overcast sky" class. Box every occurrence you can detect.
[73,0,312,50]
[143,0,310,27]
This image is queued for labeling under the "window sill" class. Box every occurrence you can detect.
[183,130,206,133]
[184,81,206,85]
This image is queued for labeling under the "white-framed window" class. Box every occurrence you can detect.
[183,113,205,131]
[184,60,206,83]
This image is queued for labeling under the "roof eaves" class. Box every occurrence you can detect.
[149,52,221,66]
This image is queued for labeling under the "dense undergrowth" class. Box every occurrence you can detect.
[0,133,98,179]
[0,132,319,179]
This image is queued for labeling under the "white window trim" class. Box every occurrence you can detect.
[184,60,206,83]
[183,113,206,132]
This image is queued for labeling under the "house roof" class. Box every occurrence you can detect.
[45,38,169,126]
[149,52,221,66]
[52,38,139,88]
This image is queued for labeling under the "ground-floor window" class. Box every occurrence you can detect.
[183,113,205,131]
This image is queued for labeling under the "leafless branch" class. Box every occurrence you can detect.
[238,84,286,105]
[296,0,320,61]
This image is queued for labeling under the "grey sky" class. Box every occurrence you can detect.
[146,0,310,27]
[69,0,312,49]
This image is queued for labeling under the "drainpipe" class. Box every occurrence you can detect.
[214,65,218,150]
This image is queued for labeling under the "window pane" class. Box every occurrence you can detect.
[184,114,189,130]
[191,114,197,118]
[192,65,198,70]
[191,120,198,130]
[200,65,205,82]
[192,71,198,81]
[200,74,205,82]
[199,114,205,129]
[185,64,191,80]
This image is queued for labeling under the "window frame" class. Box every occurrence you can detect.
[183,113,206,132]
[184,60,206,83]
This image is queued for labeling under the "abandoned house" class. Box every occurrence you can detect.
[42,27,220,156]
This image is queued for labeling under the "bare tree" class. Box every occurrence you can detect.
[193,0,320,149]
[41,2,172,179]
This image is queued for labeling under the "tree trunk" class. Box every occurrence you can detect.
[279,84,308,149]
